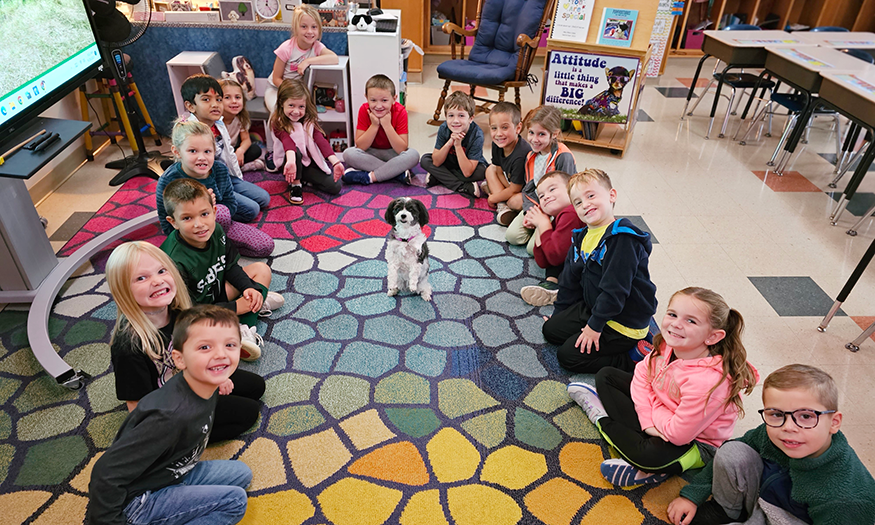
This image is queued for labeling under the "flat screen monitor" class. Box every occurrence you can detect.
[0,0,103,140]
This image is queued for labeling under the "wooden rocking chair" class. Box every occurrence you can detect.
[428,0,556,125]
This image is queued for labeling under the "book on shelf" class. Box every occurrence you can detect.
[597,8,637,48]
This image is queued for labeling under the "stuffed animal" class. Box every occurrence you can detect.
[221,56,256,100]
[349,14,375,32]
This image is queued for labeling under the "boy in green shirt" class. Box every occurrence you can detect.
[668,364,875,525]
[160,178,284,360]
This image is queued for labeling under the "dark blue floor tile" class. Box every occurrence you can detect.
[828,192,875,217]
[748,276,845,317]
[655,87,696,98]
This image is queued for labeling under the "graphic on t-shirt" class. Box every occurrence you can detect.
[166,415,211,479]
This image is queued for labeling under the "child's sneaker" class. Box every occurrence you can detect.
[479,180,490,196]
[288,184,304,205]
[520,281,559,306]
[265,152,280,173]
[567,382,607,423]
[241,159,265,172]
[239,324,263,361]
[258,291,285,318]
[471,180,482,198]
[600,459,668,487]
[342,168,371,185]
[393,170,412,185]
[496,203,516,226]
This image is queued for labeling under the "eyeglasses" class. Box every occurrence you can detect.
[758,408,836,429]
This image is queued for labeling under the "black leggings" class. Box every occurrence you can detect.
[213,369,265,442]
[283,152,342,195]
[542,301,638,373]
[545,264,563,281]
[595,367,694,475]
[239,142,262,164]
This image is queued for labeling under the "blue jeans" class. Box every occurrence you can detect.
[231,177,270,223]
[123,460,251,525]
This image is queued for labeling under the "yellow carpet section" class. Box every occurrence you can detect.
[480,445,548,490]
[446,484,523,525]
[0,491,51,525]
[559,442,614,490]
[239,490,315,524]
[579,495,644,525]
[318,478,403,525]
[426,428,481,483]
[399,490,449,525]
[524,478,592,525]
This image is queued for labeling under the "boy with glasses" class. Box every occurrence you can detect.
[667,364,875,525]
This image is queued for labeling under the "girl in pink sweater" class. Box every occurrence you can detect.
[567,287,759,487]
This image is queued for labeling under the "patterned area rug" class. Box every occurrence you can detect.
[0,173,684,524]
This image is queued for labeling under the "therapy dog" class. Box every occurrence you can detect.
[384,197,432,301]
[578,66,635,118]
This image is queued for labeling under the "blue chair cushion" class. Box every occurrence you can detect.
[437,0,547,85]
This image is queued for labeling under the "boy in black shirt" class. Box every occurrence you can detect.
[161,178,284,360]
[483,102,531,226]
[88,305,252,525]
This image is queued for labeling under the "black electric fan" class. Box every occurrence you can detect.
[88,0,168,186]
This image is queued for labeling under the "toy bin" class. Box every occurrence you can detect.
[685,29,705,49]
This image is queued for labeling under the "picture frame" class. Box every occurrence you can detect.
[219,0,255,22]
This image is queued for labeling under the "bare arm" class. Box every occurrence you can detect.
[355,108,381,150]
[381,117,409,153]
[271,57,286,88]
[299,47,339,72]
[431,139,454,167]
[455,140,478,177]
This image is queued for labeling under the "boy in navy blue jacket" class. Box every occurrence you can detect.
[542,168,657,374]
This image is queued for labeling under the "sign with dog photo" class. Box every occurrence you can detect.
[543,50,640,124]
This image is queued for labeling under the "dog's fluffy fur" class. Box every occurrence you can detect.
[384,197,432,301]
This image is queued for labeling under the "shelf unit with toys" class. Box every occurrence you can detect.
[306,57,353,154]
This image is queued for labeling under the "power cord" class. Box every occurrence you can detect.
[86,90,129,164]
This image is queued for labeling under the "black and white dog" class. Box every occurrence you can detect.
[384,197,432,301]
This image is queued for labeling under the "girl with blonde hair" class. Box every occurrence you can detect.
[106,241,265,441]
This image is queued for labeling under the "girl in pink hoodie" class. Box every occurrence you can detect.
[567,287,759,487]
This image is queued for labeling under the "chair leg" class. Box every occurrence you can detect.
[717,88,736,138]
[830,140,868,188]
[802,113,814,144]
[429,79,451,125]
[846,202,875,236]
[469,84,476,97]
[834,115,843,163]
[686,79,714,116]
[730,88,745,115]
[768,114,797,166]
[738,100,770,145]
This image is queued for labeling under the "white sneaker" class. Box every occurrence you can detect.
[496,203,516,226]
[241,159,265,172]
[239,324,263,361]
[258,291,285,318]
[567,382,607,423]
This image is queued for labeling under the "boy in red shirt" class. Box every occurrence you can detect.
[520,170,582,306]
[342,74,419,184]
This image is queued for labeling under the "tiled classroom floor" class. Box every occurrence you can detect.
[31,55,875,470]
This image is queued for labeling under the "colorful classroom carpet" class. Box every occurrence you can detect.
[0,172,683,524]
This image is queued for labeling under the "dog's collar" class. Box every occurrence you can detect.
[393,232,417,242]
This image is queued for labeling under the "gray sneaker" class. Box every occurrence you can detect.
[567,382,607,423]
[520,281,559,306]
[258,291,285,318]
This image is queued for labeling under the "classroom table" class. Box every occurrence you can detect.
[791,31,875,49]
[681,30,806,139]
[816,68,875,343]
[752,46,865,174]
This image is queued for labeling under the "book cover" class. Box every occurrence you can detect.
[598,8,637,47]
[550,0,595,43]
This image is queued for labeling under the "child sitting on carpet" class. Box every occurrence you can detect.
[518,170,582,306]
[88,304,252,525]
[105,241,265,440]
[156,119,274,258]
[220,78,263,172]
[161,178,285,360]
[182,74,270,224]
[541,169,655,374]
[270,78,344,204]
[505,105,576,248]
[419,91,489,197]
[483,101,531,225]
[568,287,759,488]
[342,74,419,185]
[668,364,875,525]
